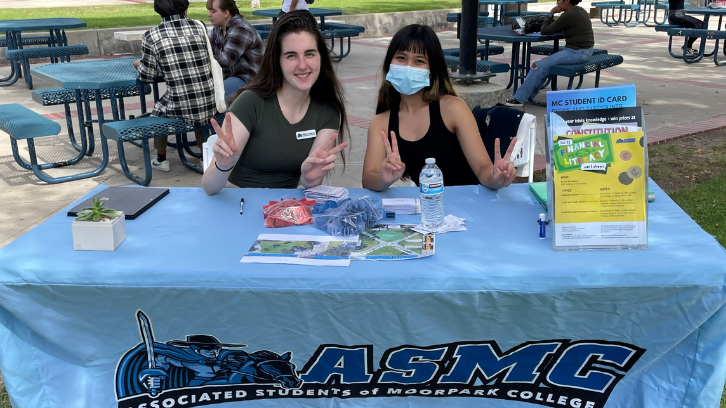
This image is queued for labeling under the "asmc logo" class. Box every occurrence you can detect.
[116,311,644,408]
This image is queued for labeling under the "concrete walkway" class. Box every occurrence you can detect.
[2,8,725,249]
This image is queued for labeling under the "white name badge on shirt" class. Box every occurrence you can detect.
[296,129,317,140]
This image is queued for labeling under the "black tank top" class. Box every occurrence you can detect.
[389,100,480,187]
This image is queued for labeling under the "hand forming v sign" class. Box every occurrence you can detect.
[210,113,239,170]
[493,137,518,188]
[301,132,348,183]
[380,130,406,185]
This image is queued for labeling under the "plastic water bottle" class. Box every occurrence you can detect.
[419,158,444,228]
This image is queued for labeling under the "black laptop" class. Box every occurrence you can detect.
[67,187,170,220]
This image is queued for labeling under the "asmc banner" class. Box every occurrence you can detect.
[116,311,645,408]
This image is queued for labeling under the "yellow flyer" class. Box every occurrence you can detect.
[552,131,647,249]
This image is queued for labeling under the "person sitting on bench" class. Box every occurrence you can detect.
[668,0,703,56]
[505,0,594,106]
[134,0,217,172]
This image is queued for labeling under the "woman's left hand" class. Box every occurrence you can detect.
[492,137,518,188]
[301,133,349,185]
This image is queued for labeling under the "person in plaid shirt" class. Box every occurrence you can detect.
[134,0,217,172]
[206,0,264,97]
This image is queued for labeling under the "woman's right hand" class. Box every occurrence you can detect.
[210,113,239,170]
[380,130,406,185]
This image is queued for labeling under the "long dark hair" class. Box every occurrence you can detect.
[205,0,241,17]
[375,24,456,115]
[235,10,348,165]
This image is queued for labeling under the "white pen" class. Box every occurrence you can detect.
[240,198,244,215]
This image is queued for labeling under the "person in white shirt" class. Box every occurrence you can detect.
[281,0,309,13]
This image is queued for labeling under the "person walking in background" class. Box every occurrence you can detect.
[135,0,217,172]
[279,0,310,17]
[207,0,264,98]
[505,0,594,106]
[668,0,703,56]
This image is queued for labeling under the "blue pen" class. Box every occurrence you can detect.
[538,213,546,239]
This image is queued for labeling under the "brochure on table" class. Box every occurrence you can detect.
[241,224,435,266]
[546,85,648,250]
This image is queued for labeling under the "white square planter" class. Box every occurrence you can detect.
[72,213,126,251]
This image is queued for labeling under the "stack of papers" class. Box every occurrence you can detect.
[304,186,349,202]
[382,198,420,215]
[413,215,466,234]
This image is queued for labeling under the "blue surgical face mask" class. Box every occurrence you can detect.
[386,64,431,95]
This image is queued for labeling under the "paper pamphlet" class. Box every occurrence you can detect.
[241,225,435,265]
[529,182,548,211]
[549,106,643,136]
[382,198,420,214]
[550,130,647,249]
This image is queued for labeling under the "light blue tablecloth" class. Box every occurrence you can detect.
[0,182,725,408]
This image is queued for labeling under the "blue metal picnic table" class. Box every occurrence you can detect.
[0,18,86,87]
[251,8,343,30]
[682,7,726,64]
[481,0,540,26]
[30,58,155,178]
[477,26,562,95]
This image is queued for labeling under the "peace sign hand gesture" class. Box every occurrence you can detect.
[210,113,239,170]
[380,130,406,185]
[301,133,348,184]
[492,137,518,188]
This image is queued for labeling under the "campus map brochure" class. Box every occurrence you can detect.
[549,130,648,250]
[241,225,435,265]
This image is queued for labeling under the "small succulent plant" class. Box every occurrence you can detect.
[76,198,121,222]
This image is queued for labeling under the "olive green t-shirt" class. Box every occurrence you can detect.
[541,6,595,50]
[227,90,340,188]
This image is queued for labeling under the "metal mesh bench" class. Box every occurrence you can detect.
[31,85,153,155]
[530,46,608,56]
[252,23,364,62]
[655,23,679,32]
[443,45,505,60]
[548,54,624,90]
[503,10,549,17]
[0,35,52,48]
[595,2,640,27]
[667,28,726,65]
[444,55,511,75]
[0,103,106,183]
[102,114,224,186]
[4,45,89,89]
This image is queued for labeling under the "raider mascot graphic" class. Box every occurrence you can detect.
[116,311,303,398]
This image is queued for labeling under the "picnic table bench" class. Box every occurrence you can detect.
[102,114,224,186]
[548,53,624,90]
[667,28,726,65]
[0,103,105,183]
[4,45,89,89]
[31,85,152,155]
[253,22,365,62]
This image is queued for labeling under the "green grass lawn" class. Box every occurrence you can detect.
[0,0,467,29]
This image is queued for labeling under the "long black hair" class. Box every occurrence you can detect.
[376,24,456,114]
[235,10,348,165]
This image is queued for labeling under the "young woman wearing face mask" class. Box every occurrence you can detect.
[362,24,517,191]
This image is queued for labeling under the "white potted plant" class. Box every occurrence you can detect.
[72,198,126,251]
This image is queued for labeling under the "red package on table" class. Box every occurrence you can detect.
[262,198,315,228]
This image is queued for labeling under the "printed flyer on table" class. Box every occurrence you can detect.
[551,130,647,249]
